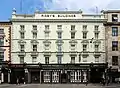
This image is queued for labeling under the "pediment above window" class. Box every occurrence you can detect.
[0,48,4,51]
[43,40,51,46]
[56,52,63,56]
[69,51,77,57]
[18,39,26,45]
[56,39,64,45]
[81,51,89,58]
[19,30,26,33]
[56,29,63,33]
[82,30,88,33]
[44,29,50,33]
[93,40,101,45]
[94,51,101,58]
[69,39,77,45]
[31,39,39,45]
[81,39,89,44]
[70,30,77,33]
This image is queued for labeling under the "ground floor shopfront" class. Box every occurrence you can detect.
[1,63,108,84]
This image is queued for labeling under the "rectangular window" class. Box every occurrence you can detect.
[71,32,75,39]
[0,29,4,34]
[83,25,87,30]
[95,45,99,51]
[20,57,24,64]
[83,33,87,39]
[52,71,59,83]
[33,32,37,39]
[33,45,37,51]
[112,14,118,22]
[112,41,118,51]
[32,57,37,63]
[20,32,24,39]
[94,25,99,31]
[95,57,99,62]
[57,25,62,30]
[57,56,62,64]
[0,38,4,46]
[20,25,24,30]
[43,71,50,83]
[45,57,49,64]
[71,25,75,30]
[71,57,75,63]
[58,45,62,51]
[112,27,118,36]
[70,71,75,82]
[95,33,99,39]
[112,56,118,65]
[33,25,37,30]
[20,45,24,52]
[45,25,49,30]
[0,52,4,61]
[83,45,87,51]
[58,32,62,38]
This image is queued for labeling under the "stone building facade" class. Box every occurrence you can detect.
[103,10,120,82]
[8,9,107,84]
[0,21,11,83]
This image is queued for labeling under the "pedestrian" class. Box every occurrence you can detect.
[85,79,88,86]
[16,78,19,85]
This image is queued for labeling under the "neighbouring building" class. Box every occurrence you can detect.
[9,9,107,84]
[0,21,11,83]
[103,10,120,82]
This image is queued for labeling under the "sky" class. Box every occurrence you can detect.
[0,0,120,20]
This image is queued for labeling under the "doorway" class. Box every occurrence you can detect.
[61,73,67,83]
[31,71,40,83]
[90,67,103,83]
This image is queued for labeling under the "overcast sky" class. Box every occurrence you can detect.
[0,0,120,20]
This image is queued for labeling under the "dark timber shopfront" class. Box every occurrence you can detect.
[2,63,107,84]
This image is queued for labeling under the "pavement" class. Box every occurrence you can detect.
[0,83,120,88]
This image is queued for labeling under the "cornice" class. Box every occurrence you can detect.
[11,19,107,23]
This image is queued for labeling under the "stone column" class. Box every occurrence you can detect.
[88,69,91,83]
[40,71,41,84]
[28,71,31,83]
[1,73,4,83]
[8,70,11,83]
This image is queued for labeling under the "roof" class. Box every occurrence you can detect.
[102,10,120,13]
[0,21,12,24]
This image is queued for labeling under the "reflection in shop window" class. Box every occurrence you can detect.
[43,71,50,83]
[52,71,59,83]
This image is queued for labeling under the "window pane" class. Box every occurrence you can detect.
[112,41,118,51]
[71,25,75,30]
[112,27,118,36]
[0,29,4,34]
[112,14,118,22]
[20,45,24,51]
[20,57,24,64]
[33,25,37,30]
[112,56,118,65]
[45,57,49,64]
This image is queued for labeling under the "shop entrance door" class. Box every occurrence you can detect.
[61,73,67,83]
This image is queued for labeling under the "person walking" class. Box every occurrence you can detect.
[16,78,19,85]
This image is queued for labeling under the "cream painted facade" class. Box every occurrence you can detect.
[11,9,107,64]
[0,22,11,62]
